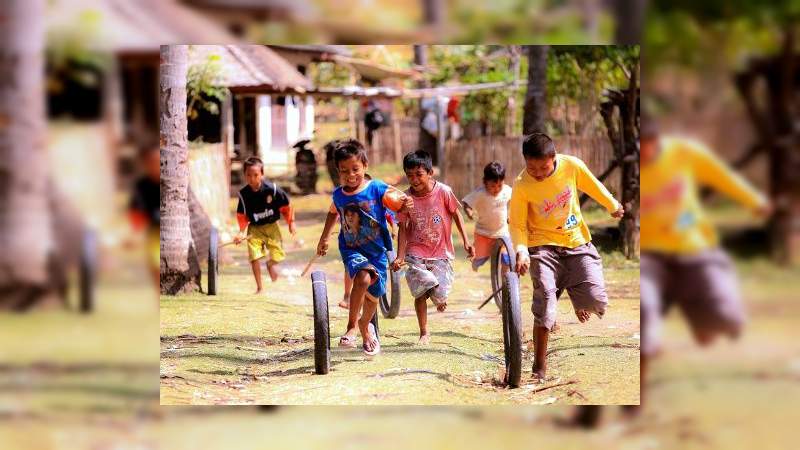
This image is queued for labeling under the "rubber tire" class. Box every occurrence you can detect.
[311,271,331,375]
[79,229,97,314]
[501,271,522,388]
[208,227,218,296]
[379,251,401,318]
[491,236,518,309]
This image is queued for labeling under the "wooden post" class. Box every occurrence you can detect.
[392,104,402,164]
[237,96,247,158]
[256,95,271,159]
[221,91,234,193]
[436,96,446,181]
[348,98,356,139]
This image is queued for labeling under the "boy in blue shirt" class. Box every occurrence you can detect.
[315,139,411,356]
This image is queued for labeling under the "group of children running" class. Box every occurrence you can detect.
[233,133,623,380]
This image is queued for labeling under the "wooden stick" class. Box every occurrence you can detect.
[218,236,252,248]
[477,286,503,310]
[301,254,320,277]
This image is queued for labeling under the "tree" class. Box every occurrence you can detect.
[0,0,58,309]
[522,45,548,134]
[160,45,201,294]
[614,0,648,44]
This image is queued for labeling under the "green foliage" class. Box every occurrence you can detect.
[186,52,228,120]
[46,9,113,89]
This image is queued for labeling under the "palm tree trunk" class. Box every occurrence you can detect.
[523,45,549,135]
[0,0,58,309]
[160,45,200,294]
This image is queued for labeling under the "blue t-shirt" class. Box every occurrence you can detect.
[332,180,394,260]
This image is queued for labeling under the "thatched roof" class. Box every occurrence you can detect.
[46,0,240,54]
[189,45,312,93]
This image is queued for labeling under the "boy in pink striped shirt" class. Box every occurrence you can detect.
[392,150,474,345]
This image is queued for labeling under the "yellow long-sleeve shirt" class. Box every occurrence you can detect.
[641,136,767,254]
[509,154,621,252]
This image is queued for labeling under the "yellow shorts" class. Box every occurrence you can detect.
[147,227,160,270]
[247,222,285,263]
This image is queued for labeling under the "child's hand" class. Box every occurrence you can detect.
[464,242,475,259]
[515,251,530,276]
[233,233,245,245]
[316,239,329,256]
[611,205,625,219]
[288,222,297,238]
[401,195,414,212]
[391,257,405,272]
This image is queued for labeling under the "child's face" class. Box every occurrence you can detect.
[640,136,660,166]
[344,210,360,229]
[405,166,433,194]
[245,165,264,190]
[525,156,555,182]
[484,179,503,196]
[337,156,367,190]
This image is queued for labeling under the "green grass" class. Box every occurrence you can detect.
[160,190,640,405]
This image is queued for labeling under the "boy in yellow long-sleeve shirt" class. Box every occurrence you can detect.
[509,133,624,381]
[639,122,770,405]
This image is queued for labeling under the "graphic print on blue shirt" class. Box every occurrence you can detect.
[332,180,394,260]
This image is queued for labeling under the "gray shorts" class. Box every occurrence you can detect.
[404,255,454,306]
[641,249,744,356]
[529,242,608,330]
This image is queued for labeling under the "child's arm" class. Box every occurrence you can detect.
[391,220,408,271]
[575,159,624,218]
[687,140,770,213]
[234,196,249,244]
[279,205,296,237]
[453,208,475,259]
[316,205,339,256]
[508,183,530,275]
[462,201,475,220]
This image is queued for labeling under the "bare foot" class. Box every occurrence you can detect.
[338,296,350,309]
[417,333,431,345]
[575,309,591,323]
[253,288,264,295]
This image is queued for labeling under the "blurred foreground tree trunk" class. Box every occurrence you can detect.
[523,45,548,134]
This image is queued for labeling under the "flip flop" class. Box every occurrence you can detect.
[363,323,381,356]
[338,335,358,348]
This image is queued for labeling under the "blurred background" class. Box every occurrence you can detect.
[1,0,798,449]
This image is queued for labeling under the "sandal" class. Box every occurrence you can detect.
[362,323,381,356]
[338,335,358,348]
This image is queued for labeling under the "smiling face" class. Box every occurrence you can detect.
[337,156,368,191]
[405,166,433,195]
[245,164,264,191]
[525,156,556,182]
[484,179,503,196]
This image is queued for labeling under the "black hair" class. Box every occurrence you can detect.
[343,204,362,216]
[402,149,433,173]
[521,133,556,160]
[333,138,368,166]
[243,156,264,174]
[483,161,505,182]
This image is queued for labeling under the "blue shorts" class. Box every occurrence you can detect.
[341,249,388,301]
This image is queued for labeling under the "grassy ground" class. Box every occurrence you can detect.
[160,170,640,405]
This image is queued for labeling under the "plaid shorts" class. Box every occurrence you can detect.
[404,255,454,306]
